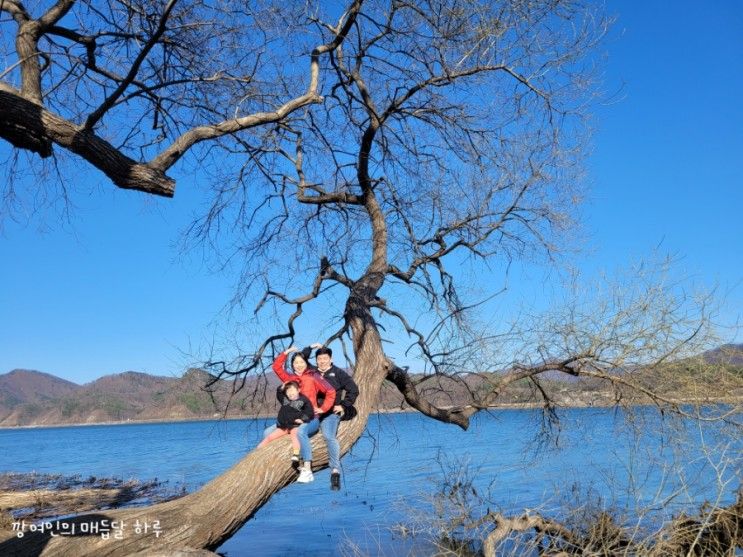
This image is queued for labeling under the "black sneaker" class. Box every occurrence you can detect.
[291,455,300,470]
[330,471,341,491]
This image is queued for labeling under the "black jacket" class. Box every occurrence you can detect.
[316,365,359,421]
[275,391,314,429]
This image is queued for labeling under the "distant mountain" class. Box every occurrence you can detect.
[0,367,277,427]
[1,344,741,427]
[701,343,743,366]
[0,370,80,418]
[0,362,301,427]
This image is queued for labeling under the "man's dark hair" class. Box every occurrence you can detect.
[315,347,333,358]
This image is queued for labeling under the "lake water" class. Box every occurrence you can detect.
[1,408,740,555]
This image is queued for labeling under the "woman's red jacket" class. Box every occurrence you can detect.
[272,353,336,415]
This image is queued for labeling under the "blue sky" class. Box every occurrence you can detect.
[1,0,741,384]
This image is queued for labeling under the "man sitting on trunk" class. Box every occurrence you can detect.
[311,344,359,491]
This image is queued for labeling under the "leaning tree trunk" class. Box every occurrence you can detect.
[0,299,390,556]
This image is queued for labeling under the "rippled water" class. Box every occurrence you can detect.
[1,408,739,555]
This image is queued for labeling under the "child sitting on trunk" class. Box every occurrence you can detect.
[257,381,314,464]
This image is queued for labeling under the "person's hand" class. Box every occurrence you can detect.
[294,418,303,424]
[313,407,322,415]
[284,345,299,355]
[333,405,345,416]
[310,342,323,349]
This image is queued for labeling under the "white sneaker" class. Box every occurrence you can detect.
[297,468,314,483]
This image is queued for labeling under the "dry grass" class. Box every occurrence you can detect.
[0,488,128,519]
[0,472,186,524]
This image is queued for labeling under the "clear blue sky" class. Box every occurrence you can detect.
[1,1,741,384]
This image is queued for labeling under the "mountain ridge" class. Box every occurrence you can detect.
[2,344,741,427]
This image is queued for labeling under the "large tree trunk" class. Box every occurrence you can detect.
[0,301,389,556]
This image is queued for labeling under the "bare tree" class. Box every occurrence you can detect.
[398,451,743,556]
[0,0,363,196]
[1,1,739,555]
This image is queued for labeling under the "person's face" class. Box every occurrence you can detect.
[316,354,332,371]
[292,355,308,374]
[285,385,299,400]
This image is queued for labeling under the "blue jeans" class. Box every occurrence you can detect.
[263,417,319,462]
[320,413,341,471]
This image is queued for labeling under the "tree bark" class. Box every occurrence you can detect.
[0,89,175,197]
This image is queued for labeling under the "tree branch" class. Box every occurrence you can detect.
[386,364,473,430]
[37,0,76,29]
[150,0,365,172]
[84,0,178,130]
[0,87,175,195]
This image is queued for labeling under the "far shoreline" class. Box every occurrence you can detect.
[2,396,741,431]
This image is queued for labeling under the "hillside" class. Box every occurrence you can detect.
[1,344,742,427]
[701,343,743,366]
[0,370,80,421]
[0,368,282,427]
